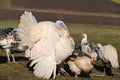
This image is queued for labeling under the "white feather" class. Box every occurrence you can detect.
[103,44,119,69]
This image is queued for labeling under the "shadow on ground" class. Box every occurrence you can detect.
[0,56,27,63]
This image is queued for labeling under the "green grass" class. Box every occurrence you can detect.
[111,0,120,4]
[0,20,120,80]
[0,20,18,28]
[68,23,120,61]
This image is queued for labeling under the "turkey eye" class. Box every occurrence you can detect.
[60,23,63,26]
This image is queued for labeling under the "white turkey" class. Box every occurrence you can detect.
[17,11,75,79]
[97,43,119,75]
[66,55,94,78]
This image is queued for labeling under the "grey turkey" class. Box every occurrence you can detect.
[80,33,98,60]
[96,43,119,76]
[0,28,27,63]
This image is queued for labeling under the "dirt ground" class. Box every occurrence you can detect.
[0,0,120,25]
[0,9,120,26]
[12,0,120,14]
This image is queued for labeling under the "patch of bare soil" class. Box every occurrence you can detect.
[0,9,120,26]
[11,0,120,14]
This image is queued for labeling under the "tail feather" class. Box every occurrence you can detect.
[104,45,119,69]
[109,59,119,69]
[30,58,43,67]
[18,11,37,46]
[31,56,56,79]
[21,11,37,26]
